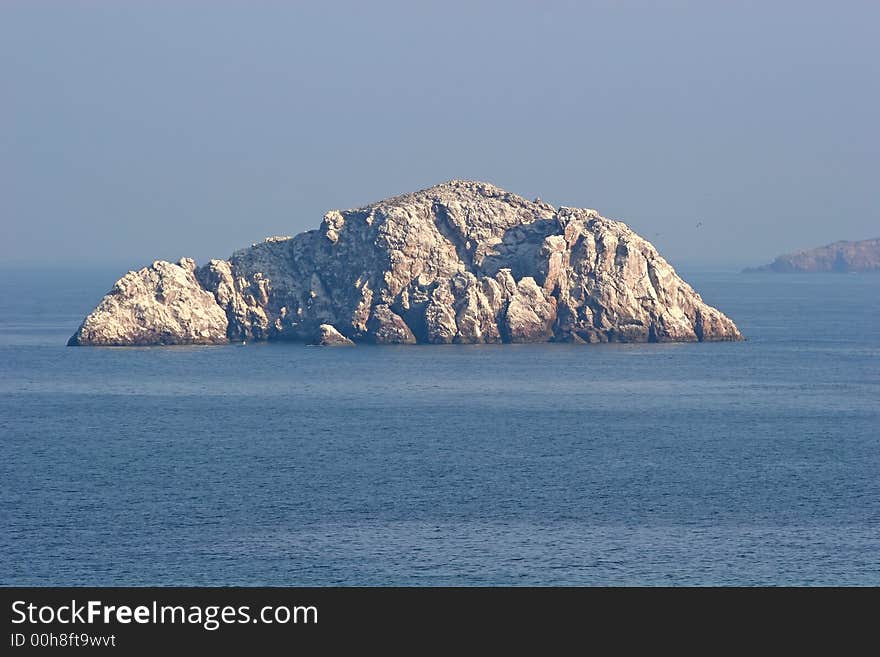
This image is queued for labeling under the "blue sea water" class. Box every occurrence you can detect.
[1,268,878,585]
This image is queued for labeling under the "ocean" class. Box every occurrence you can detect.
[1,268,878,585]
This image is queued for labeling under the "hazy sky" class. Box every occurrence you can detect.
[2,0,878,269]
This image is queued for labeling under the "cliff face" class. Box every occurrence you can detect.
[69,181,743,346]
[746,238,880,273]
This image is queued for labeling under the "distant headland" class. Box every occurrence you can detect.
[69,181,743,346]
[745,238,880,273]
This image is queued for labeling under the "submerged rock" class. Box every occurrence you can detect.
[69,180,743,346]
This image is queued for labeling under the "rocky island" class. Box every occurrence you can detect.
[745,238,880,273]
[69,181,743,346]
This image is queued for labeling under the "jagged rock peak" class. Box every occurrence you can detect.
[69,181,743,346]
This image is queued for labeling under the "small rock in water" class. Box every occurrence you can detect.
[314,324,355,346]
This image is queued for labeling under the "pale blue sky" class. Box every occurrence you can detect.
[2,1,877,269]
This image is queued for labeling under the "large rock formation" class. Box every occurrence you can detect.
[69,181,743,346]
[745,238,880,273]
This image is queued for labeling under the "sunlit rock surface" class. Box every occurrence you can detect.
[69,181,743,346]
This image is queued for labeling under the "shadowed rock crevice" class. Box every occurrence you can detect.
[480,218,558,283]
[432,201,476,272]
[68,180,743,346]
